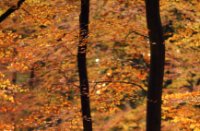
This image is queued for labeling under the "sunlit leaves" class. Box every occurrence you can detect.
[0,72,25,103]
[162,91,200,130]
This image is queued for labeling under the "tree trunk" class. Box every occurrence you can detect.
[78,0,92,131]
[12,48,18,84]
[12,71,17,84]
[29,66,35,88]
[145,0,165,131]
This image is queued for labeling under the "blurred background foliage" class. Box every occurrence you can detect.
[0,0,199,130]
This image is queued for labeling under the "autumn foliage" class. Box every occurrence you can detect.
[0,0,199,130]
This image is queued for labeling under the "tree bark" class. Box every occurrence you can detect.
[145,0,165,131]
[78,0,92,131]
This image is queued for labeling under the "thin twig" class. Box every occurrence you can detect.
[124,30,149,42]
[90,80,147,93]
[130,30,149,38]
[0,0,26,23]
[58,79,147,93]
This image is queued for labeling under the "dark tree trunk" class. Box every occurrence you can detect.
[29,66,35,88]
[12,72,17,84]
[145,0,165,131]
[12,48,18,84]
[78,0,92,131]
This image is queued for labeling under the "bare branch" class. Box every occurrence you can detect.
[130,30,149,38]
[90,80,147,93]
[0,0,25,23]
[125,30,149,40]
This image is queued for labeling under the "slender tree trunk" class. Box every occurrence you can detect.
[145,0,165,131]
[12,72,17,84]
[12,48,18,84]
[29,66,35,88]
[78,0,92,131]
